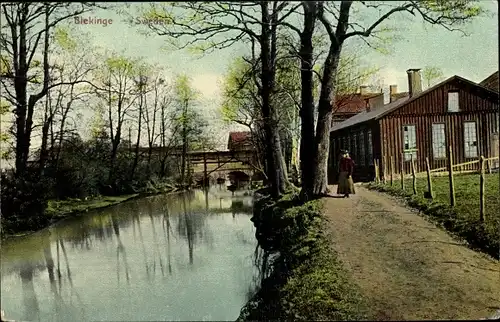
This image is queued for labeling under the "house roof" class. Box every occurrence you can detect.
[479,71,499,92]
[331,96,410,132]
[390,92,409,101]
[332,93,383,114]
[228,131,251,143]
[331,74,499,132]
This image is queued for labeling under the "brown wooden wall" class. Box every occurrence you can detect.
[379,113,497,174]
[379,77,499,175]
[329,121,380,183]
[389,77,498,116]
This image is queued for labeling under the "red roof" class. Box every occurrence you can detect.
[332,93,383,114]
[229,131,251,143]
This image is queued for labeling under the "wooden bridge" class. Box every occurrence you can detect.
[128,146,259,179]
[186,150,259,181]
[127,131,261,183]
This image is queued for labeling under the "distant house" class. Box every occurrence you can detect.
[332,86,384,124]
[227,131,254,151]
[328,68,500,183]
[479,70,499,92]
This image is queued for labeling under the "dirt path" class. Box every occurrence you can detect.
[323,184,500,320]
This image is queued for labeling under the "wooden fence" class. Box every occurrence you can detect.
[372,146,499,223]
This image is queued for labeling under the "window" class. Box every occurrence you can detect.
[367,130,373,165]
[403,125,417,161]
[342,136,348,152]
[432,123,446,159]
[359,131,366,166]
[464,121,478,158]
[448,91,459,112]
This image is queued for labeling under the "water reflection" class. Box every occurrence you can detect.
[1,187,258,321]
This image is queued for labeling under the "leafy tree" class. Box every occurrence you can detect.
[0,99,13,161]
[171,73,208,185]
[422,65,445,88]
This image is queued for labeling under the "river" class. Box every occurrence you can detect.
[0,187,259,321]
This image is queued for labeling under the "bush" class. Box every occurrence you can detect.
[1,169,50,236]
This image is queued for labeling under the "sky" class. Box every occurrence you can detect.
[71,1,498,95]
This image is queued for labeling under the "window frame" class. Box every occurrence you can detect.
[353,132,358,161]
[367,129,373,165]
[431,123,446,159]
[463,120,478,158]
[402,124,417,162]
[359,131,366,166]
[447,90,460,113]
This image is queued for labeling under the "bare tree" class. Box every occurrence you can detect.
[92,54,139,184]
[0,2,101,177]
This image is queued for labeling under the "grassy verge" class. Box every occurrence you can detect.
[366,172,499,259]
[45,194,139,220]
[1,181,178,240]
[238,189,366,321]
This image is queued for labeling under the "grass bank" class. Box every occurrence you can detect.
[1,181,178,240]
[366,173,499,259]
[238,189,366,321]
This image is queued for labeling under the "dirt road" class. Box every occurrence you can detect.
[323,184,500,320]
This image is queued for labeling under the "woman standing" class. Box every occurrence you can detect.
[337,150,355,198]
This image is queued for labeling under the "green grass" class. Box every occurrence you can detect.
[45,194,139,219]
[367,172,499,259]
[238,191,366,321]
[2,181,177,240]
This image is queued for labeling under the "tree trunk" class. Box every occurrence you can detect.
[312,49,342,195]
[180,101,188,186]
[298,2,318,200]
[313,1,352,196]
[311,1,352,196]
[260,1,288,198]
[13,8,29,177]
[131,93,144,180]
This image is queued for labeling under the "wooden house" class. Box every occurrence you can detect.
[328,68,500,183]
[332,86,385,124]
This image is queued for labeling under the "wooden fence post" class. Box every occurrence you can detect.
[382,155,387,184]
[400,153,405,190]
[480,155,485,222]
[411,154,417,195]
[425,157,433,199]
[487,158,492,174]
[448,146,456,207]
[390,155,394,186]
[374,158,379,184]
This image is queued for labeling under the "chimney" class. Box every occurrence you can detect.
[406,69,422,97]
[359,85,368,95]
[389,85,397,103]
[365,98,371,112]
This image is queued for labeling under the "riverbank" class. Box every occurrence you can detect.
[1,182,180,240]
[237,189,366,321]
